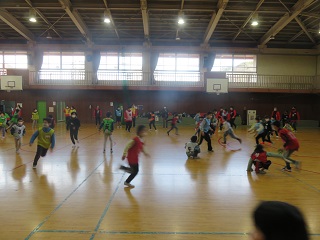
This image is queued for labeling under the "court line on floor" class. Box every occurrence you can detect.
[24,157,109,240]
[89,174,125,240]
[35,229,320,237]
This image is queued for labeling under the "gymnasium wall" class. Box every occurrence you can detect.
[1,89,319,123]
[257,55,317,76]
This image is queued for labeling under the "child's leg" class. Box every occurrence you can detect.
[128,122,132,132]
[153,121,157,130]
[149,121,152,129]
[33,146,48,166]
[229,130,242,143]
[18,138,21,150]
[174,125,178,134]
[109,135,113,150]
[167,125,173,134]
[104,133,108,150]
[74,129,79,141]
[125,164,139,183]
[255,135,260,145]
[246,158,254,171]
[0,127,4,137]
[15,138,19,151]
[70,129,75,145]
[223,131,228,143]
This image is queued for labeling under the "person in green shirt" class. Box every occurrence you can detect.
[29,118,55,169]
[31,108,39,129]
[6,108,20,130]
[0,112,7,138]
[99,111,114,153]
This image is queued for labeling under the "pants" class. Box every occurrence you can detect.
[167,124,178,134]
[230,118,236,128]
[65,116,71,129]
[95,116,101,126]
[32,120,38,129]
[125,163,139,183]
[198,132,213,151]
[247,158,272,173]
[33,145,49,166]
[162,117,168,128]
[262,131,272,143]
[223,129,240,143]
[149,120,157,130]
[255,133,264,145]
[104,132,113,150]
[70,128,79,145]
[266,150,298,169]
[291,121,297,131]
[126,121,132,132]
[132,117,136,128]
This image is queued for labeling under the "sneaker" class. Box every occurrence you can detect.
[33,164,37,169]
[294,161,301,170]
[124,181,135,188]
[258,170,266,174]
[208,149,214,152]
[282,167,292,172]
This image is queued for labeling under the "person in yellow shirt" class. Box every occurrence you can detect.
[31,108,39,129]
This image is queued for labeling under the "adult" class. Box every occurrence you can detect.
[161,107,169,128]
[251,201,309,240]
[289,107,300,132]
[93,105,102,126]
[198,112,214,152]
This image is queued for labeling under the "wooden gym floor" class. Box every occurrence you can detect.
[1,122,320,240]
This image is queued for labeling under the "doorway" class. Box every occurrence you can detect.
[56,101,65,122]
[37,101,47,124]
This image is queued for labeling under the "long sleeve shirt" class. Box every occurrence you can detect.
[200,118,211,133]
[30,127,55,149]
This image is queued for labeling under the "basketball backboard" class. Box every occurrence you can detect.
[0,76,23,91]
[206,78,228,94]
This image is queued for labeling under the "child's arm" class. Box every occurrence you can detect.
[50,133,56,149]
[121,139,135,160]
[142,145,150,157]
[29,130,39,145]
[23,127,26,136]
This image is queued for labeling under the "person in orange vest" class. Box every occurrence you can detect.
[131,104,138,128]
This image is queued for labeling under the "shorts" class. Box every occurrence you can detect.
[116,116,121,122]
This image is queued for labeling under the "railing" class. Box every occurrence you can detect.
[28,70,320,91]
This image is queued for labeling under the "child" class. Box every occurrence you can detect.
[262,116,273,144]
[248,117,264,145]
[31,108,39,129]
[185,135,200,159]
[269,121,300,172]
[10,117,26,154]
[222,116,242,144]
[67,112,81,147]
[148,111,157,131]
[99,111,114,153]
[48,115,55,129]
[0,112,7,138]
[120,125,149,188]
[281,110,289,128]
[124,107,133,132]
[29,118,55,168]
[115,106,122,128]
[289,107,300,132]
[167,114,179,136]
[6,108,20,130]
[247,144,272,174]
[198,112,214,152]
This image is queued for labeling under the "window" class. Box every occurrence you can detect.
[41,52,85,80]
[155,53,200,81]
[0,51,28,69]
[98,52,143,81]
[212,54,257,82]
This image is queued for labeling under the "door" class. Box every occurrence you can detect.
[56,101,65,122]
[37,101,47,124]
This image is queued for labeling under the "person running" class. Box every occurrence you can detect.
[120,125,150,188]
[221,116,242,145]
[10,117,26,154]
[29,118,55,169]
[0,112,7,138]
[67,112,80,147]
[148,111,157,131]
[124,107,133,132]
[166,114,179,136]
[198,112,214,152]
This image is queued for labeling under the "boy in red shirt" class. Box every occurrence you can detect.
[167,114,179,135]
[270,121,301,172]
[121,125,150,188]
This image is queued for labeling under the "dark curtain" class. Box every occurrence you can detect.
[150,52,159,83]
[34,49,43,72]
[92,51,101,83]
[204,53,216,71]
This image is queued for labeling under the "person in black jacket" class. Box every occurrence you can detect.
[67,112,81,147]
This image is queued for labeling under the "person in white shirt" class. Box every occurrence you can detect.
[185,135,200,159]
[10,117,26,154]
[222,116,242,145]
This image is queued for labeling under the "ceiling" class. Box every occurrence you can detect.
[0,0,320,49]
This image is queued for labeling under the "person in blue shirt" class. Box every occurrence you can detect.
[248,117,264,145]
[198,112,214,152]
[115,106,122,128]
